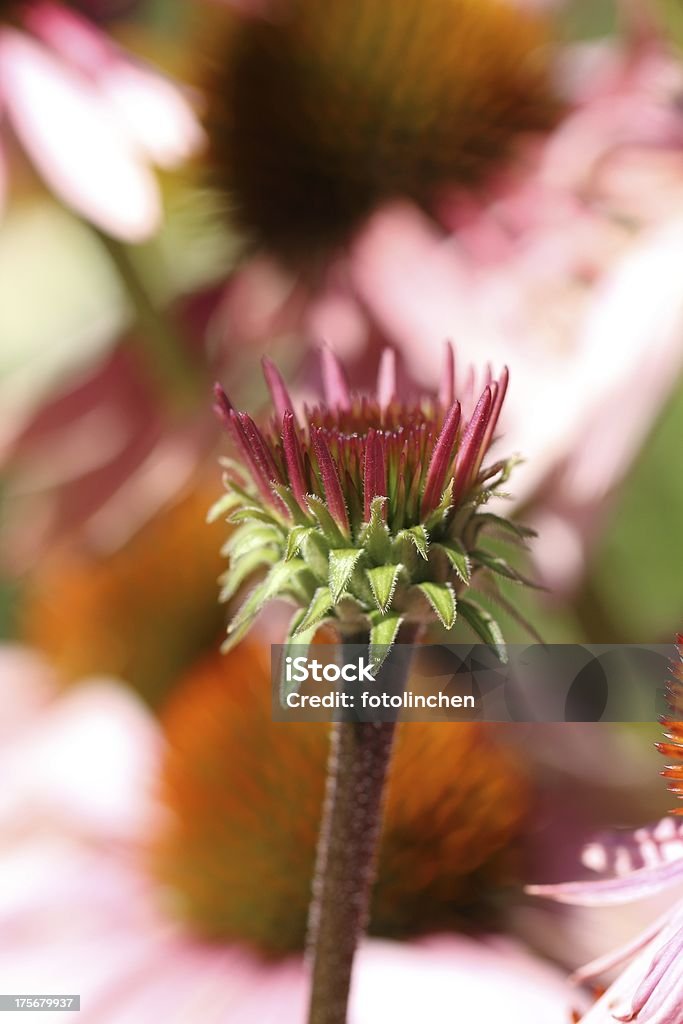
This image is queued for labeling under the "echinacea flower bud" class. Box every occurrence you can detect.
[210,345,534,671]
[206,0,560,261]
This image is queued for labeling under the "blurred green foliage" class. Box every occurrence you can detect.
[593,374,683,641]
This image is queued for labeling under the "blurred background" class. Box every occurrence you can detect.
[1,0,683,1020]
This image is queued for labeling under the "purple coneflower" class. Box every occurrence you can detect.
[0,0,202,239]
[211,344,531,664]
[528,638,683,1024]
[212,344,534,1024]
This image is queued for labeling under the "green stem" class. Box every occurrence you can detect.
[306,628,420,1024]
[97,232,206,411]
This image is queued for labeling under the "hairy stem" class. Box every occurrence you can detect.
[306,629,419,1024]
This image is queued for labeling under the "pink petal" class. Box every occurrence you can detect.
[282,410,308,509]
[23,1,113,76]
[0,29,161,241]
[527,855,683,907]
[320,346,352,411]
[0,645,56,744]
[0,680,161,839]
[25,1,204,166]
[420,402,462,518]
[98,61,204,169]
[262,357,295,423]
[376,348,397,409]
[312,428,350,533]
[350,935,573,1024]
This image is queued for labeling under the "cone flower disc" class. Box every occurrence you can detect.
[211,346,534,672]
[206,0,559,260]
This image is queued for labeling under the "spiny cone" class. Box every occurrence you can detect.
[206,0,560,261]
[211,345,537,679]
[152,645,528,954]
[657,634,683,812]
[21,483,225,708]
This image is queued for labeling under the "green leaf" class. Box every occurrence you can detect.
[271,483,311,525]
[229,506,280,526]
[293,586,334,636]
[206,490,241,524]
[396,526,429,560]
[328,548,363,603]
[224,523,283,560]
[458,598,507,661]
[416,582,456,630]
[369,611,403,674]
[471,549,539,588]
[434,540,471,584]
[224,558,307,649]
[220,474,254,507]
[365,564,402,614]
[360,497,391,563]
[285,525,316,561]
[477,576,545,644]
[298,530,330,584]
[306,494,347,546]
[471,512,536,542]
[219,548,279,602]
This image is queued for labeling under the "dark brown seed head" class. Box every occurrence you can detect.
[206,0,560,263]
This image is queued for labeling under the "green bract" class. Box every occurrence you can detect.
[211,346,535,674]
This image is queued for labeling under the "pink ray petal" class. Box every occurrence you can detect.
[262,357,295,423]
[282,410,308,510]
[312,428,350,533]
[320,346,352,411]
[527,855,683,907]
[420,403,462,518]
[376,348,397,409]
[97,61,205,169]
[0,29,161,241]
[570,910,672,985]
[438,341,456,409]
[23,1,112,76]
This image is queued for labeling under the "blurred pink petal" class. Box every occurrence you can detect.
[0,28,161,241]
[24,0,115,76]
[26,1,204,165]
[98,61,205,168]
[0,646,56,743]
[530,802,683,1024]
[0,681,162,839]
[1,287,225,566]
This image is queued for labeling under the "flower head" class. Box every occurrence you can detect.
[527,638,683,1024]
[0,1,203,239]
[153,645,528,954]
[206,0,559,261]
[212,345,533,664]
[0,644,571,1024]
